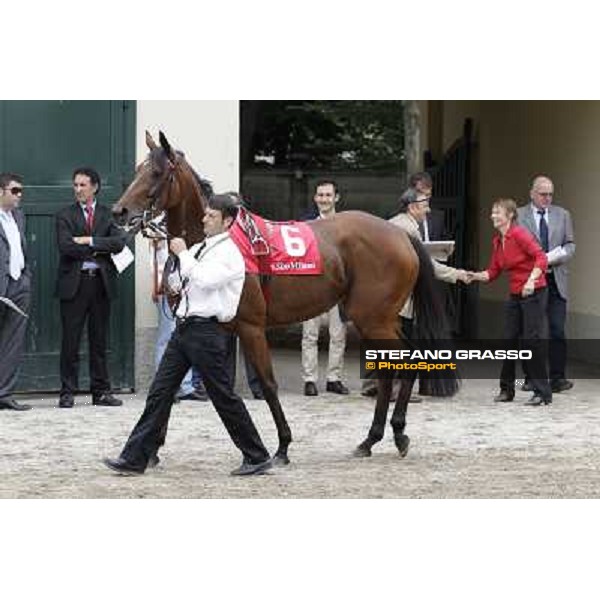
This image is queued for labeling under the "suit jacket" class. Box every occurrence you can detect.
[425,208,449,241]
[0,207,31,299]
[517,203,575,300]
[55,202,126,300]
[388,212,460,318]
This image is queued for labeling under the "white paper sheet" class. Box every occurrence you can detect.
[111,245,135,274]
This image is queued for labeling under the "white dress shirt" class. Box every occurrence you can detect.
[530,202,566,265]
[169,232,245,322]
[0,208,25,280]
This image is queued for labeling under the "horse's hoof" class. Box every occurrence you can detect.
[395,434,410,458]
[352,444,372,458]
[272,454,290,467]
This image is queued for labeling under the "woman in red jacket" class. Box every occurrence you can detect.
[472,198,551,406]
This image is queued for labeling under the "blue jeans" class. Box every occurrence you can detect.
[155,297,200,394]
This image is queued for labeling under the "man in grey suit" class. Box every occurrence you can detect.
[0,173,32,410]
[517,175,576,393]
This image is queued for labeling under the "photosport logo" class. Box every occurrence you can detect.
[360,340,544,380]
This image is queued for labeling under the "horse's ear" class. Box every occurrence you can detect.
[145,130,158,150]
[159,131,175,161]
[146,129,158,150]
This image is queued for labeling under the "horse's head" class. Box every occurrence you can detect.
[112,131,211,236]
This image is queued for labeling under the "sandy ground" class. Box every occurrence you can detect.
[2,349,600,498]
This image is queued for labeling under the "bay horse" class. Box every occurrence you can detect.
[112,131,459,465]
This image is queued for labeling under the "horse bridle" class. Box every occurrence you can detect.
[139,155,179,239]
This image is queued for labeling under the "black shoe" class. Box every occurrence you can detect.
[493,390,515,403]
[326,381,350,395]
[93,393,123,407]
[103,457,145,475]
[304,382,318,396]
[230,458,272,476]
[59,394,74,408]
[251,390,264,400]
[0,397,32,411]
[178,389,209,402]
[525,394,552,406]
[361,387,378,397]
[551,379,574,393]
[148,454,160,468]
[521,381,534,392]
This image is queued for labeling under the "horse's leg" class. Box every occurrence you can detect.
[236,323,293,466]
[353,376,393,457]
[389,372,416,458]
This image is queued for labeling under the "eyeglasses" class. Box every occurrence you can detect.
[5,187,23,195]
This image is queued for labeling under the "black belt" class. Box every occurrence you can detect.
[81,269,100,277]
[176,316,218,327]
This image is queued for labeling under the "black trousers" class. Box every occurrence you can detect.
[522,274,568,385]
[500,288,551,400]
[59,273,111,396]
[120,318,270,469]
[547,274,567,383]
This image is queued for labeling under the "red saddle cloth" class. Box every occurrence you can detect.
[229,210,322,275]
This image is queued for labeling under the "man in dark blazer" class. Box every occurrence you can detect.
[55,167,126,408]
[409,171,450,241]
[518,175,576,393]
[0,173,32,410]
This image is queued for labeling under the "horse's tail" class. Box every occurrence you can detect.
[408,235,461,397]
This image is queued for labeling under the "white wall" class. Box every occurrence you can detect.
[134,101,239,330]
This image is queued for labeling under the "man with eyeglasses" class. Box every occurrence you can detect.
[518,175,576,394]
[0,173,32,410]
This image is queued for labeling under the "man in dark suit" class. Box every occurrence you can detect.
[409,171,449,241]
[0,173,32,410]
[55,167,126,408]
[517,175,576,393]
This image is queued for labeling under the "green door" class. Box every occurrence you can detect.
[0,100,136,392]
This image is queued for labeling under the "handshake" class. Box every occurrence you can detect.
[455,270,488,285]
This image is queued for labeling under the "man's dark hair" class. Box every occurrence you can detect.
[314,179,339,195]
[72,167,101,193]
[208,193,240,222]
[408,171,432,189]
[0,172,23,189]
[398,188,421,213]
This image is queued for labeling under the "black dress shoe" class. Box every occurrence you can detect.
[230,458,272,476]
[521,381,534,392]
[103,457,145,475]
[0,397,32,411]
[493,390,515,403]
[177,389,209,402]
[59,394,74,408]
[551,379,574,393]
[304,381,318,396]
[326,381,350,395]
[93,393,123,407]
[525,394,552,406]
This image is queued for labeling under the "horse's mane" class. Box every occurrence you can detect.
[176,151,213,199]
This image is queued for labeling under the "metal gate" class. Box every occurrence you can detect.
[426,118,476,337]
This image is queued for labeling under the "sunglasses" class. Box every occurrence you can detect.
[5,186,23,195]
